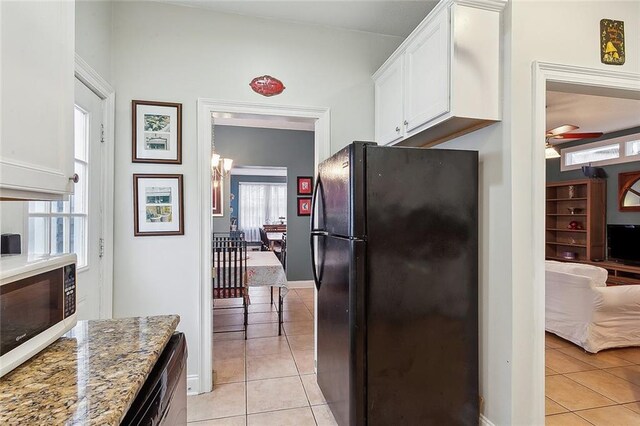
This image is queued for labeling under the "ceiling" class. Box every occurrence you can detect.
[546,91,640,140]
[157,0,439,37]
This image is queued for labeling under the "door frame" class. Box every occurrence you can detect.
[531,62,640,419]
[196,98,330,394]
[74,54,116,319]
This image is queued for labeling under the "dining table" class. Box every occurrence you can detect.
[244,250,287,334]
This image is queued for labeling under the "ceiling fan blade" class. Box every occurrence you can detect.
[546,124,579,136]
[551,132,604,140]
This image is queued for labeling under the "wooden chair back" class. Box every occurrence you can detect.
[213,233,247,299]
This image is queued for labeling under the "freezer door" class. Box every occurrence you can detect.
[317,142,370,238]
[316,236,366,426]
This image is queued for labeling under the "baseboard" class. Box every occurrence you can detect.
[187,374,200,395]
[287,280,314,288]
[480,414,495,426]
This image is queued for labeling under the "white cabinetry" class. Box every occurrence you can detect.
[373,0,504,147]
[374,58,404,146]
[1,1,76,200]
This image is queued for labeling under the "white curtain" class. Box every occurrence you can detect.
[238,183,287,241]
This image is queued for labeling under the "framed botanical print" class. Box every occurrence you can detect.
[297,176,313,195]
[132,100,182,164]
[133,174,184,236]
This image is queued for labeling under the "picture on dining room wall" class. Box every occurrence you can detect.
[297,176,313,195]
[212,177,223,217]
[133,174,184,236]
[297,197,312,216]
[132,100,182,164]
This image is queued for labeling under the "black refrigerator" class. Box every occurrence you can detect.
[310,142,478,426]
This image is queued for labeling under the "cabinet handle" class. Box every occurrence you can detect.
[404,120,408,126]
[69,174,79,184]
[395,126,400,132]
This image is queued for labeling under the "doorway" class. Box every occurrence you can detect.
[533,62,640,421]
[195,99,330,394]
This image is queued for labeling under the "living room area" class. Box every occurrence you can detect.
[543,87,640,424]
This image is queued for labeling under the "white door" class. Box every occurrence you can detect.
[374,57,404,145]
[403,8,450,133]
[74,79,105,320]
[27,79,106,320]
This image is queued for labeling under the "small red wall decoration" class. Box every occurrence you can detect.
[250,75,286,97]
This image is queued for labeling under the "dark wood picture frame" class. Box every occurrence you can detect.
[297,176,313,195]
[133,174,185,236]
[618,170,640,212]
[132,100,183,164]
[212,177,223,216]
[297,197,312,216]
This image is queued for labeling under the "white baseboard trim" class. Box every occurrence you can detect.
[480,414,495,426]
[187,374,200,395]
[287,280,314,288]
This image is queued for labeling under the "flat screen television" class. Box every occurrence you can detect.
[607,224,640,265]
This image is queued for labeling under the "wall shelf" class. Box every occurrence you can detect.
[545,179,606,261]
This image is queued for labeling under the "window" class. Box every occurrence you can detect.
[238,183,287,241]
[560,133,640,171]
[28,106,89,267]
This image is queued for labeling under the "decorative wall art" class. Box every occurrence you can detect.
[212,177,223,217]
[297,176,313,195]
[600,19,625,65]
[132,100,182,163]
[297,197,312,216]
[133,174,184,236]
[249,75,286,97]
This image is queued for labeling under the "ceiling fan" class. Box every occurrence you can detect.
[545,124,604,159]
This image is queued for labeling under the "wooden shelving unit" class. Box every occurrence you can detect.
[546,179,606,262]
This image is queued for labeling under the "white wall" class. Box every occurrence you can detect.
[75,0,113,82]
[0,1,113,252]
[110,1,402,386]
[441,1,639,424]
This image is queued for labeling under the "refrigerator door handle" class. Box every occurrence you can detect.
[310,230,327,290]
[310,175,327,290]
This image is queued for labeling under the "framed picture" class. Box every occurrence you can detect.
[133,174,184,236]
[212,177,223,217]
[297,176,313,195]
[297,197,312,216]
[132,100,182,164]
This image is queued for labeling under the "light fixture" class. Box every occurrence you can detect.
[210,123,233,179]
[545,143,560,159]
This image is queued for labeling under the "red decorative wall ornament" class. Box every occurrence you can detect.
[249,75,285,97]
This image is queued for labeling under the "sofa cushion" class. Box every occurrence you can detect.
[545,260,608,287]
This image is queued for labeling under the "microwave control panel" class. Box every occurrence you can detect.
[63,264,76,317]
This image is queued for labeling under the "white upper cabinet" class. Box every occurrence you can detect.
[374,57,404,146]
[373,0,505,147]
[1,1,76,200]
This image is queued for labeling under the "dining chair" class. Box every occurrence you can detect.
[212,232,248,340]
[271,232,286,335]
[259,227,270,251]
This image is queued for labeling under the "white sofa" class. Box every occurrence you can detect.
[546,260,640,353]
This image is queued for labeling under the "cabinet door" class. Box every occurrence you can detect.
[0,1,75,199]
[374,58,404,146]
[403,8,450,134]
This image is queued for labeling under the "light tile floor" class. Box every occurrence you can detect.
[546,332,640,425]
[188,287,338,426]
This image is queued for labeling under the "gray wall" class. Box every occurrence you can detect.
[213,126,314,281]
[546,126,640,226]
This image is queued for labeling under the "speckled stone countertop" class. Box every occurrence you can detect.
[0,315,180,425]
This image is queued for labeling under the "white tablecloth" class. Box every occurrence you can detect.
[245,251,288,294]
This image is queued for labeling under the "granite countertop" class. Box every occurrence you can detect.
[0,315,180,425]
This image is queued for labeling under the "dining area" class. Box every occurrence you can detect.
[212,231,289,339]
